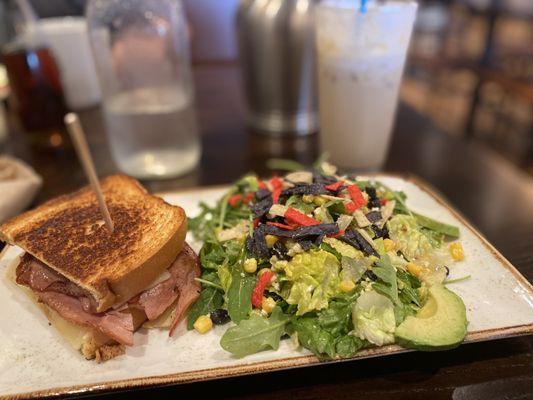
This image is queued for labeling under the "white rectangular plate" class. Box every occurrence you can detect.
[1,175,532,399]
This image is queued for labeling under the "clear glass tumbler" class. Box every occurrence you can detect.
[315,0,417,170]
[87,0,201,179]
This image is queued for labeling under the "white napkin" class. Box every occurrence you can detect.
[0,156,42,223]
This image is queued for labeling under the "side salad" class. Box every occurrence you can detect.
[187,163,468,359]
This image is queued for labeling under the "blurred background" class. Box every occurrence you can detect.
[0,0,531,174]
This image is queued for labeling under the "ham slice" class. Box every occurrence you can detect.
[37,291,134,346]
[16,243,200,344]
[169,244,201,336]
[133,243,201,331]
[16,254,98,313]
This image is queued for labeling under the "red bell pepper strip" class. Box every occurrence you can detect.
[270,176,283,204]
[344,202,357,214]
[284,207,320,227]
[253,218,260,228]
[258,180,267,189]
[266,221,294,230]
[243,192,254,204]
[251,270,274,308]
[228,194,243,207]
[347,185,367,209]
[272,188,282,204]
[325,181,344,191]
[380,199,388,205]
[327,230,345,238]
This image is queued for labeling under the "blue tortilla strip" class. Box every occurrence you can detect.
[366,211,382,223]
[255,188,271,200]
[371,224,389,239]
[313,170,337,185]
[365,186,381,209]
[340,229,378,257]
[263,223,339,239]
[251,195,273,218]
[252,225,269,259]
[281,183,328,197]
[246,235,254,254]
[298,240,314,251]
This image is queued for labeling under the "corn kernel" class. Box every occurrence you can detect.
[407,262,424,277]
[302,194,315,203]
[258,267,272,277]
[265,234,278,248]
[313,196,327,206]
[262,297,276,314]
[243,258,258,273]
[383,238,395,252]
[449,242,465,261]
[339,280,356,293]
[193,315,213,334]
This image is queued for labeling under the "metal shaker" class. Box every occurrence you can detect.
[236,0,318,136]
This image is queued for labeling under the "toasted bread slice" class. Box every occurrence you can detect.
[0,175,187,312]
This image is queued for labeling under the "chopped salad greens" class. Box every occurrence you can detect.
[187,162,468,358]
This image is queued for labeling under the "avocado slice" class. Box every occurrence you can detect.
[395,284,468,351]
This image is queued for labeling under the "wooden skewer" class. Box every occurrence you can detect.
[64,113,114,233]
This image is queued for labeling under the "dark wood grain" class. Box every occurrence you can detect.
[3,63,533,400]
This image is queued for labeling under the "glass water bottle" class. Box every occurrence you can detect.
[87,0,201,179]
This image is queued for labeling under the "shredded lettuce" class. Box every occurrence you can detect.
[352,290,396,346]
[275,250,340,315]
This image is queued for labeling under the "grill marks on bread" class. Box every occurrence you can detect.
[16,203,145,283]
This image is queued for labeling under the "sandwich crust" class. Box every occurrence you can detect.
[0,175,187,311]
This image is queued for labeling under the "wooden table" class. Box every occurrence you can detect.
[3,63,533,399]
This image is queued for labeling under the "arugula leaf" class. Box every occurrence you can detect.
[397,270,421,307]
[292,316,337,359]
[187,272,225,330]
[220,307,289,357]
[414,212,460,239]
[335,335,364,358]
[372,255,399,304]
[317,294,357,337]
[266,158,306,172]
[200,240,227,270]
[285,195,316,214]
[292,292,361,359]
[227,270,256,323]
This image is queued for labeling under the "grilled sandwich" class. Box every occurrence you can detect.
[0,175,200,362]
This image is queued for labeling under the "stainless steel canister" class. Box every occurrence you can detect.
[236,0,318,136]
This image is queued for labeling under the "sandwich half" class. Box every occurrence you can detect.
[0,175,200,362]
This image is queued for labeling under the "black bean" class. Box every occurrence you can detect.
[271,241,289,260]
[210,309,230,325]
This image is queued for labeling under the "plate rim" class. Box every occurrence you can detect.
[2,174,532,400]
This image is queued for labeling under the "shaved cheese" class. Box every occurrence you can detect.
[268,204,288,217]
[285,171,313,184]
[353,210,371,227]
[217,220,250,242]
[378,200,396,228]
[337,214,354,231]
